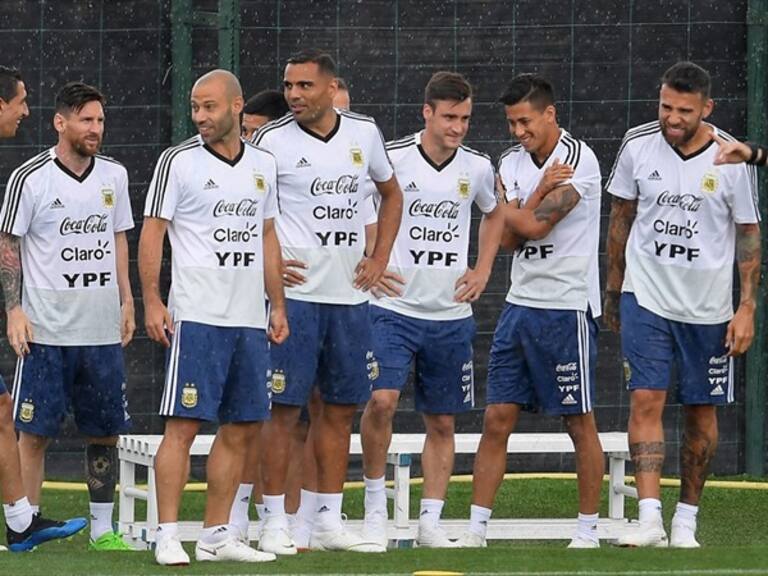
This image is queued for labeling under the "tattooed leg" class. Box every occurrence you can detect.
[679,405,718,506]
[628,389,667,499]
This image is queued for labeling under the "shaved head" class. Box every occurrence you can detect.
[194,69,243,100]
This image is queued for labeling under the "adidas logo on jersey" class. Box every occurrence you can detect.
[203,178,219,190]
[404,181,419,192]
[296,157,311,168]
[710,384,725,396]
[561,393,578,406]
[50,197,65,209]
[648,170,662,181]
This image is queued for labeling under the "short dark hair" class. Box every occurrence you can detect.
[243,89,289,120]
[424,71,472,108]
[661,61,711,99]
[336,77,348,91]
[0,66,23,103]
[286,49,336,76]
[55,81,105,114]
[498,74,555,110]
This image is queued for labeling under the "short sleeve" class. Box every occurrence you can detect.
[726,163,760,224]
[144,148,183,220]
[498,154,518,203]
[263,156,279,220]
[567,146,602,199]
[474,162,498,214]
[113,167,134,232]
[0,163,38,236]
[606,135,638,200]
[367,126,394,183]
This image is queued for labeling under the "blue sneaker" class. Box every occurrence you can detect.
[7,513,88,552]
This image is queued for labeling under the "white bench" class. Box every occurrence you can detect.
[118,432,637,548]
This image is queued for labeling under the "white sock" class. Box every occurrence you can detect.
[89,502,114,541]
[468,504,492,538]
[262,493,288,529]
[296,489,318,527]
[30,504,40,516]
[418,498,444,530]
[200,524,230,544]
[364,476,387,517]
[255,503,267,522]
[638,498,663,524]
[156,522,179,544]
[314,493,343,531]
[229,483,253,537]
[3,497,33,533]
[674,502,698,524]
[577,512,599,542]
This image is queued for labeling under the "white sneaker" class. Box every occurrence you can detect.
[155,536,190,566]
[196,536,276,562]
[0,545,7,552]
[567,535,600,548]
[258,522,298,555]
[670,518,700,548]
[310,526,386,553]
[617,519,669,547]
[417,524,460,548]
[291,517,313,551]
[457,531,487,548]
[361,512,388,550]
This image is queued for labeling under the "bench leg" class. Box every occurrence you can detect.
[147,464,159,544]
[392,453,412,545]
[118,457,135,534]
[608,456,626,520]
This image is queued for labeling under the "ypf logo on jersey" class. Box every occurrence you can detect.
[457,177,471,200]
[350,146,364,168]
[101,187,115,208]
[253,172,267,195]
[701,170,719,194]
[181,383,198,408]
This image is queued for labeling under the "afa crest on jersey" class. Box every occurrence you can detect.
[701,170,719,194]
[101,187,115,208]
[458,177,471,199]
[253,172,267,194]
[181,383,198,408]
[350,146,364,167]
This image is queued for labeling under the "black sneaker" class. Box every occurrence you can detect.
[7,513,87,552]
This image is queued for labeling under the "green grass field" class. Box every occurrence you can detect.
[3,477,768,575]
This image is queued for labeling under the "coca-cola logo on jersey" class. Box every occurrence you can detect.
[310,175,358,196]
[213,198,259,218]
[656,191,702,212]
[59,214,108,236]
[408,199,460,219]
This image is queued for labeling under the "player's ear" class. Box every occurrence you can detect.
[52,111,66,133]
[422,103,434,122]
[544,104,557,123]
[702,98,714,120]
[231,95,244,116]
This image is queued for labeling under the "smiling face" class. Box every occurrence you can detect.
[504,99,558,156]
[283,62,336,126]
[0,80,29,138]
[423,98,472,151]
[191,79,242,145]
[658,84,713,147]
[55,100,104,157]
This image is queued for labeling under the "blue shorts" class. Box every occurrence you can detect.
[12,344,130,438]
[270,299,376,406]
[487,304,598,415]
[620,293,733,405]
[159,321,271,423]
[0,375,6,395]
[370,306,475,414]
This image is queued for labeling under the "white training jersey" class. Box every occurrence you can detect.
[499,129,602,316]
[0,149,134,345]
[253,109,394,305]
[144,135,277,329]
[371,131,497,320]
[607,122,759,324]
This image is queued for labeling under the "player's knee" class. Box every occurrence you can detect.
[629,390,665,423]
[425,414,454,440]
[85,443,117,503]
[162,418,200,448]
[367,392,398,420]
[20,431,50,453]
[0,393,13,429]
[482,406,515,439]
[563,413,598,445]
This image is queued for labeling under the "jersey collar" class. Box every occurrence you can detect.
[52,152,95,183]
[296,111,341,143]
[529,128,567,169]
[202,138,245,167]
[666,124,716,161]
[415,130,458,172]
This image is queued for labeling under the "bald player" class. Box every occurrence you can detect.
[140,69,287,565]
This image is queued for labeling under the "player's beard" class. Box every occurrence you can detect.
[200,111,236,144]
[661,118,699,148]
[72,134,101,158]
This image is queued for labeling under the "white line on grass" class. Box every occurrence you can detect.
[120,571,768,576]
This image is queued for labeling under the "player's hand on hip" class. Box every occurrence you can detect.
[120,300,136,347]
[454,267,490,303]
[268,306,289,345]
[726,303,755,356]
[370,269,406,298]
[712,133,751,165]
[282,259,308,287]
[6,305,33,357]
[602,290,621,333]
[535,158,574,196]
[144,298,173,348]
[354,256,387,291]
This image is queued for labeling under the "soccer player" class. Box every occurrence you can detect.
[0,67,87,553]
[241,89,289,141]
[359,71,503,549]
[1,81,133,550]
[605,61,760,548]
[459,74,604,549]
[253,49,402,554]
[140,69,287,565]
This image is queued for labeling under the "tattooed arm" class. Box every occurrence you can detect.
[503,184,581,242]
[603,197,638,333]
[726,222,761,355]
[0,232,33,356]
